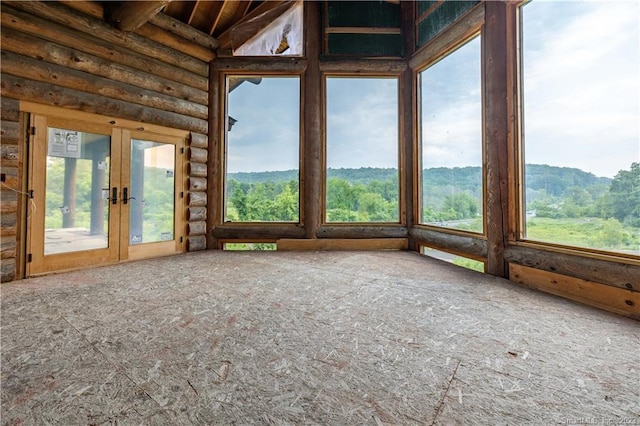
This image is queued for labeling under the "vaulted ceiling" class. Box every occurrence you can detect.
[100,0,297,52]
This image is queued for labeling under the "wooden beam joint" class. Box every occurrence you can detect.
[106,1,172,32]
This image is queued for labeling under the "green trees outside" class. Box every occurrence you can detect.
[45,161,174,243]
[524,162,639,251]
[226,178,300,222]
[46,160,639,253]
[226,163,638,253]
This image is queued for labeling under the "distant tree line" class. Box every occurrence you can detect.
[226,163,639,229]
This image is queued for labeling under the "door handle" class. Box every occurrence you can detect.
[111,187,118,205]
[123,187,135,204]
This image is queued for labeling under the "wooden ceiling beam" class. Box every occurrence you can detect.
[207,1,228,36]
[217,0,293,50]
[150,12,220,50]
[107,1,172,32]
[222,1,253,35]
[57,1,103,19]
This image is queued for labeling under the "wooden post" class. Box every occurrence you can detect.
[484,1,509,277]
[62,158,77,228]
[303,1,321,239]
[401,0,416,251]
[207,65,221,249]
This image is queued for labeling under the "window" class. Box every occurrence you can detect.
[224,76,300,222]
[419,36,483,233]
[521,1,640,255]
[325,76,399,223]
[420,246,485,273]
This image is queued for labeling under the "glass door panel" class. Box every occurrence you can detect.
[44,128,111,254]
[27,111,185,277]
[129,140,175,245]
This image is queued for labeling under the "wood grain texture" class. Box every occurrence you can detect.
[0,236,17,259]
[0,97,20,121]
[317,226,409,239]
[189,132,208,149]
[206,66,221,249]
[107,1,170,32]
[1,75,207,134]
[188,177,207,192]
[0,257,15,282]
[187,234,207,251]
[213,225,306,240]
[150,12,220,50]
[278,238,408,251]
[189,147,208,163]
[187,207,207,221]
[504,245,640,292]
[319,59,406,73]
[303,1,321,239]
[188,191,207,207]
[188,162,207,178]
[1,5,208,92]
[135,23,216,62]
[409,4,483,70]
[5,1,209,77]
[187,220,207,236]
[410,227,488,259]
[0,51,207,120]
[484,1,509,277]
[510,263,640,319]
[0,120,20,142]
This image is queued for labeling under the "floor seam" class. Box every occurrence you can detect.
[430,358,461,426]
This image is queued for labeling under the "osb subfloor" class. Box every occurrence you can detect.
[1,251,638,425]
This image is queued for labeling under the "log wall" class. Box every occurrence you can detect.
[0,1,215,281]
[0,98,22,282]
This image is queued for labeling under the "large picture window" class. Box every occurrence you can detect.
[521,1,639,255]
[419,35,483,233]
[224,76,300,223]
[325,76,399,223]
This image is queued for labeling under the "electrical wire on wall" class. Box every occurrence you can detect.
[1,181,36,217]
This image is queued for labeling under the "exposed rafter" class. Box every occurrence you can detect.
[217,0,294,50]
[106,1,172,32]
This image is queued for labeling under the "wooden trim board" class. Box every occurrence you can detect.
[509,263,640,320]
[277,238,408,251]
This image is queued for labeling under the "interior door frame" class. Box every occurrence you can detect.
[23,102,188,277]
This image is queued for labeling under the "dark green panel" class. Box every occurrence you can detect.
[417,1,439,16]
[327,1,401,28]
[417,1,478,48]
[328,33,403,57]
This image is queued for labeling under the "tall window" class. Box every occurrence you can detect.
[419,36,483,233]
[325,76,399,223]
[224,76,300,222]
[521,1,640,255]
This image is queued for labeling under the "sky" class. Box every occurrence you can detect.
[226,1,639,178]
[521,0,640,178]
[226,77,300,173]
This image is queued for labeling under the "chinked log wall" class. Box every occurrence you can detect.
[0,1,214,281]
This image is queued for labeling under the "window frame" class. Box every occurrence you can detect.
[321,72,405,225]
[414,29,487,237]
[514,1,640,262]
[220,71,305,225]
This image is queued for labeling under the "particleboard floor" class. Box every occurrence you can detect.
[1,251,638,425]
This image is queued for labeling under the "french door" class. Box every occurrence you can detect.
[27,114,186,276]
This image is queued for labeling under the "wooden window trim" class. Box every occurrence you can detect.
[217,70,305,227]
[322,72,405,226]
